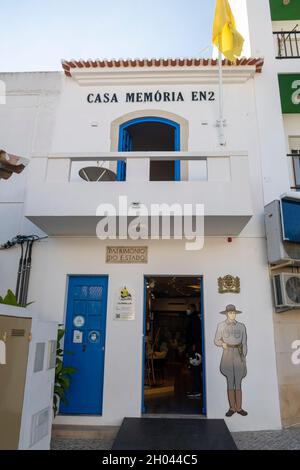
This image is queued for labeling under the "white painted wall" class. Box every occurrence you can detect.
[22,71,268,242]
[233,0,291,204]
[272,20,300,32]
[0,4,294,430]
[0,72,61,246]
[50,76,260,155]
[283,115,300,147]
[24,237,280,432]
[229,0,251,57]
[0,66,282,431]
[1,69,267,284]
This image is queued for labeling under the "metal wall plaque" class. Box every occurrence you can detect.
[218,275,241,294]
[106,246,148,264]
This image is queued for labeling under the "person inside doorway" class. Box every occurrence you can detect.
[186,304,202,399]
[187,344,202,399]
[144,277,204,415]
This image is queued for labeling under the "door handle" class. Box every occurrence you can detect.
[82,344,86,352]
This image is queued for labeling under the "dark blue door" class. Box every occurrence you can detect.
[60,275,108,415]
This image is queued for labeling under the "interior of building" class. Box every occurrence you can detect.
[144,276,204,415]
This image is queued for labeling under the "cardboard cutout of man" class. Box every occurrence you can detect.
[214,304,248,417]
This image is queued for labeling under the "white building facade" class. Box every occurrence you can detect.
[0,0,299,432]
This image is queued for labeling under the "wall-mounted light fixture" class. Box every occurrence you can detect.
[283,0,290,5]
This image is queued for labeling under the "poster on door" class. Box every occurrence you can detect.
[73,330,83,344]
[114,286,135,321]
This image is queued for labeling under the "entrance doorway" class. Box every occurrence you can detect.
[143,276,205,416]
[118,117,181,181]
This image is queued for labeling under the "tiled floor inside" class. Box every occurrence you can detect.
[51,427,300,450]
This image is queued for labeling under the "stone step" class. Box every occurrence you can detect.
[52,424,119,441]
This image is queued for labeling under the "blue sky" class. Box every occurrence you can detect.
[0,0,215,72]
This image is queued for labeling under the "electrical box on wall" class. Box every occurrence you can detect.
[0,305,57,450]
[264,194,300,266]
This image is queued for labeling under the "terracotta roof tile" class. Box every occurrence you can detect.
[0,150,28,180]
[61,57,264,77]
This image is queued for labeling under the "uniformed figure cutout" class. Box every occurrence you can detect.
[214,304,248,417]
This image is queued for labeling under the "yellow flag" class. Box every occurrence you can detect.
[212,0,244,62]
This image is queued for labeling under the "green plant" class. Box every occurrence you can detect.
[0,289,33,307]
[53,326,76,417]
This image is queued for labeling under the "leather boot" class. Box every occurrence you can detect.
[225,389,236,417]
[235,389,248,416]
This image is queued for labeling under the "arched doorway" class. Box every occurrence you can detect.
[117,117,181,181]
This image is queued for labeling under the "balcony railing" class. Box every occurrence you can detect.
[287,153,300,190]
[273,30,300,59]
[24,151,253,236]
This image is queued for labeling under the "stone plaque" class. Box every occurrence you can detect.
[106,246,148,264]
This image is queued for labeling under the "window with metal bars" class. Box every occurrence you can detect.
[273,29,300,58]
[289,137,300,190]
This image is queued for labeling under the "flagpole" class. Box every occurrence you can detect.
[218,49,226,146]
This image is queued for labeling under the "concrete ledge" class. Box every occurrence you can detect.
[52,424,119,440]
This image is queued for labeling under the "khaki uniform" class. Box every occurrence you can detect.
[214,319,247,389]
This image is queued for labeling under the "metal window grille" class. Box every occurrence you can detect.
[273,30,300,58]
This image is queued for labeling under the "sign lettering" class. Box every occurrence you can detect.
[278,74,300,113]
[106,246,148,264]
[292,80,300,106]
[87,90,215,104]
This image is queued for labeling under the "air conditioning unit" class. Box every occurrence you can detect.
[264,195,300,265]
[273,273,300,308]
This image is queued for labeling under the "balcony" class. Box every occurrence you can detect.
[24,152,253,237]
[273,30,300,58]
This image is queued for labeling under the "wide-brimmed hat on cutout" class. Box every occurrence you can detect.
[220,304,242,314]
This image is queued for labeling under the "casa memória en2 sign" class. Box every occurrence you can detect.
[87,89,216,104]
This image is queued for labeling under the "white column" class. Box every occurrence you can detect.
[245,0,290,203]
